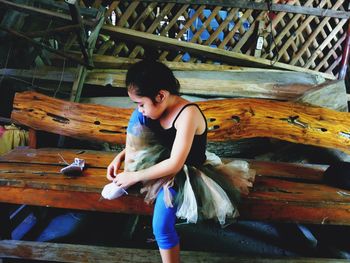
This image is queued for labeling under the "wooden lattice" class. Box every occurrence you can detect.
[81,0,349,77]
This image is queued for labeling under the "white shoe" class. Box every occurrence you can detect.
[101,182,128,200]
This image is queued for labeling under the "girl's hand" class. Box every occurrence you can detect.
[113,171,138,188]
[106,150,125,181]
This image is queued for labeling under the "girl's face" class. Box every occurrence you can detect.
[128,89,163,120]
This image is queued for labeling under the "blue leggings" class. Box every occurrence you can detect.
[152,188,179,249]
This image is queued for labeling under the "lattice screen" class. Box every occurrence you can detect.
[84,1,348,77]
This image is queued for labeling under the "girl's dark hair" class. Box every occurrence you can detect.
[126,60,180,100]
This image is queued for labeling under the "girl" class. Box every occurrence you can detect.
[106,60,254,263]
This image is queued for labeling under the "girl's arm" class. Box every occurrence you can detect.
[114,106,204,188]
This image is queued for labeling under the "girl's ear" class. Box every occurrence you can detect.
[156,90,167,103]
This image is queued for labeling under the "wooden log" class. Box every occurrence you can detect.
[2,240,349,263]
[11,91,350,154]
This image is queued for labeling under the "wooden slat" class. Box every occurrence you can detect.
[304,18,347,69]
[129,3,175,58]
[276,0,343,65]
[261,0,315,60]
[290,12,345,65]
[173,5,222,61]
[159,5,207,61]
[315,34,346,71]
[2,240,348,263]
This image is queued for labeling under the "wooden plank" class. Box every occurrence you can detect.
[0,147,327,181]
[0,163,107,193]
[0,148,115,168]
[100,25,335,79]
[0,186,153,215]
[1,67,326,100]
[137,0,350,19]
[1,171,350,224]
[2,240,348,263]
[241,198,350,225]
[11,91,350,153]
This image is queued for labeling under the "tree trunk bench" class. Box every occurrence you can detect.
[1,91,350,261]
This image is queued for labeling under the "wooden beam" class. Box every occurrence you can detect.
[139,0,350,19]
[2,240,348,263]
[100,26,336,80]
[0,67,328,100]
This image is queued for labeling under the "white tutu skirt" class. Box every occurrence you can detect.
[125,123,255,225]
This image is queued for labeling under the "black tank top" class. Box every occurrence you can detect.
[156,104,207,166]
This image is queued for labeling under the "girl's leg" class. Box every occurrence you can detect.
[159,243,180,263]
[153,188,180,263]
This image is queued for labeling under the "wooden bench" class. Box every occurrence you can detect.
[1,90,350,261]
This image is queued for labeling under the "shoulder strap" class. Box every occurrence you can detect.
[172,103,207,129]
